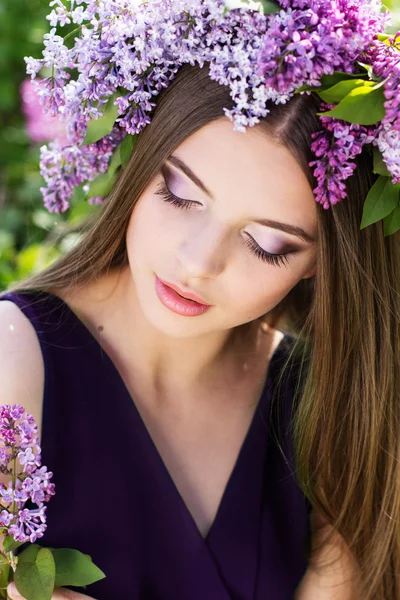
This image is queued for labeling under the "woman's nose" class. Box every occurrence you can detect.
[175,222,228,280]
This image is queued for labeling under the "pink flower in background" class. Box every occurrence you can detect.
[20,79,67,144]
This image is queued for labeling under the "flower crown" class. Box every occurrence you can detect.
[26,0,400,235]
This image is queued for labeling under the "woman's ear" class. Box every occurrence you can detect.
[302,263,317,279]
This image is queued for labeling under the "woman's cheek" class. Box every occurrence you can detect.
[231,269,301,321]
[127,195,169,262]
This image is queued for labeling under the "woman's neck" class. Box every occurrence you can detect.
[53,267,279,398]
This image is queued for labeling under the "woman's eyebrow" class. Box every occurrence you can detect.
[167,154,214,199]
[166,154,316,244]
[252,218,317,244]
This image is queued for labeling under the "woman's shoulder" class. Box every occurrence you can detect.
[0,296,45,439]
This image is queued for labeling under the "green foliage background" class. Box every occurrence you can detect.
[0,0,399,292]
[0,0,101,291]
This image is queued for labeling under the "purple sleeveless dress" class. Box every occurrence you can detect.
[0,290,311,600]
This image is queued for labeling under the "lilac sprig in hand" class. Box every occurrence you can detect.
[0,405,105,600]
[0,405,55,548]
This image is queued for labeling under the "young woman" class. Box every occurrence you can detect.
[1,3,399,599]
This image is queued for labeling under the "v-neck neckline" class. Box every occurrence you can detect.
[29,290,289,545]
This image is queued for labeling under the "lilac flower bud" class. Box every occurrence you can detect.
[0,511,14,527]
[0,484,14,505]
[310,103,377,208]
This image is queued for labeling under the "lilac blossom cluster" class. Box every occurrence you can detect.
[366,33,400,184]
[368,33,400,131]
[257,0,386,94]
[310,104,376,208]
[25,0,387,213]
[375,123,400,183]
[311,31,400,208]
[39,128,124,212]
[0,405,55,544]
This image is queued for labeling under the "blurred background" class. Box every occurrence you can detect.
[1,0,399,291]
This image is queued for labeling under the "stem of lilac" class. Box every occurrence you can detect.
[11,455,16,517]
[7,552,16,574]
[5,452,17,592]
[64,24,83,43]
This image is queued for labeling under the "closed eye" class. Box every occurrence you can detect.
[243,234,290,268]
[155,180,292,268]
[155,181,200,210]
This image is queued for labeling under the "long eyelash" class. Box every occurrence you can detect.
[156,181,289,268]
[244,235,289,268]
[155,181,194,210]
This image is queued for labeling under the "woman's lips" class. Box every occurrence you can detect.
[157,276,211,305]
[155,275,211,317]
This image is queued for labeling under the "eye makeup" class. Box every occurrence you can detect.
[155,168,296,268]
[161,164,195,201]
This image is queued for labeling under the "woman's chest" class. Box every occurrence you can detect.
[124,375,266,538]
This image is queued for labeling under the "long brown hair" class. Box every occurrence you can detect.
[7,64,400,599]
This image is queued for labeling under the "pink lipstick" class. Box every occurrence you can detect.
[155,275,211,317]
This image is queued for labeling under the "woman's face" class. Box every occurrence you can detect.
[126,118,318,338]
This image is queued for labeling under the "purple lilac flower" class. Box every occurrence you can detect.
[363,33,400,185]
[39,125,123,213]
[8,507,47,544]
[368,32,400,131]
[22,469,55,505]
[258,0,388,94]
[25,0,387,212]
[374,123,400,183]
[0,511,14,528]
[0,448,12,470]
[0,485,14,505]
[309,103,376,208]
[88,196,105,205]
[0,404,55,544]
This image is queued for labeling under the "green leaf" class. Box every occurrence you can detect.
[120,134,136,168]
[50,548,106,587]
[108,145,122,174]
[259,0,280,13]
[318,84,385,125]
[361,176,400,229]
[0,562,10,596]
[294,71,368,94]
[356,61,371,72]
[14,545,55,600]
[86,135,135,199]
[318,79,375,105]
[223,0,278,13]
[87,171,118,199]
[356,61,380,82]
[3,535,24,553]
[376,33,391,42]
[82,95,120,146]
[383,202,400,236]
[373,146,391,177]
[68,190,101,225]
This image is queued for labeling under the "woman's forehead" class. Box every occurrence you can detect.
[171,119,318,235]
